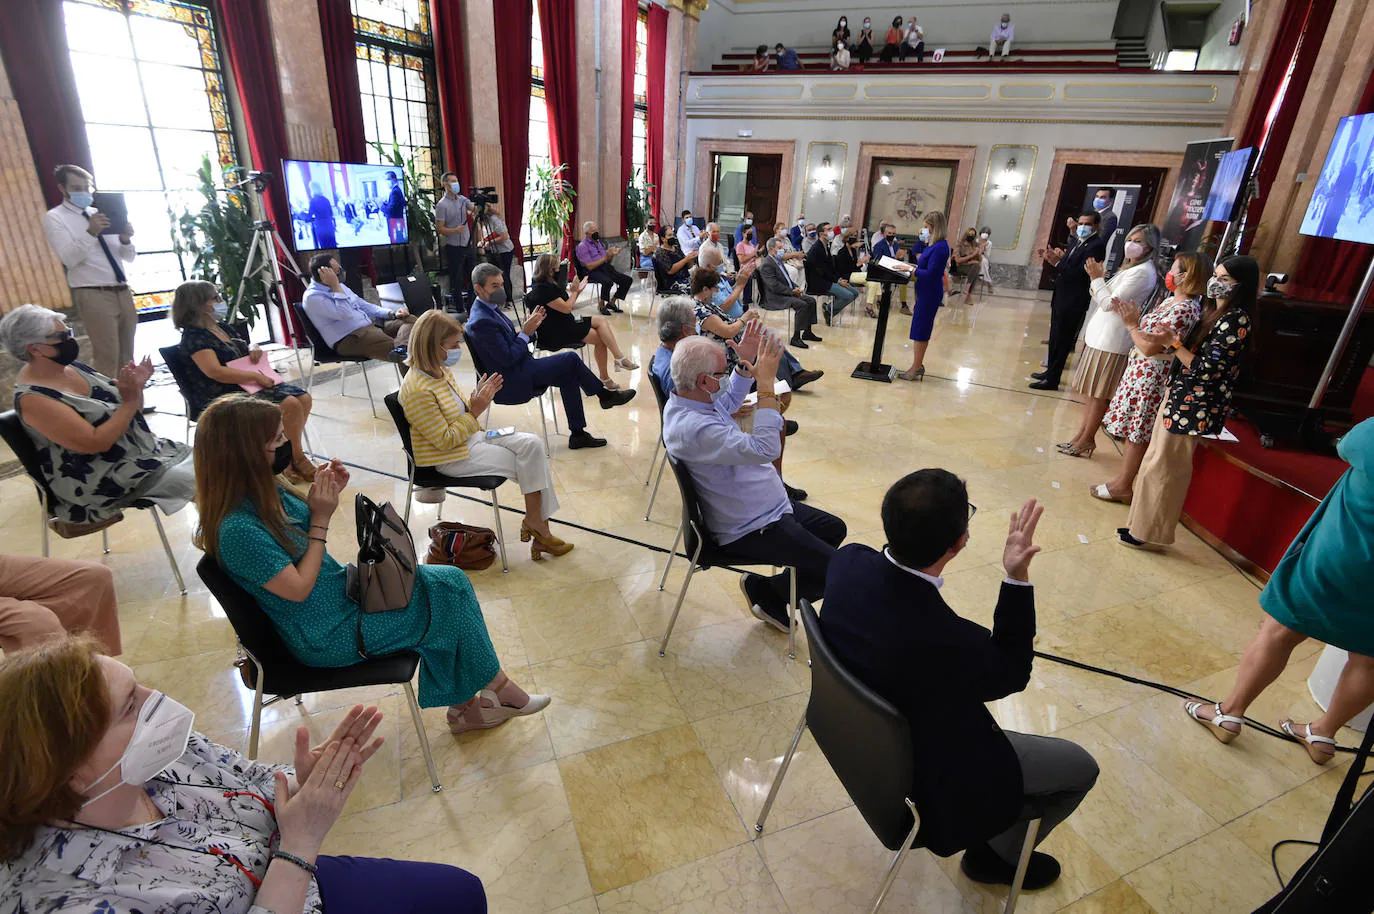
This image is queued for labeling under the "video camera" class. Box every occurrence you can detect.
[470,186,499,215]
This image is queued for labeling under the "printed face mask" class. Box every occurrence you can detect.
[1207,276,1236,299]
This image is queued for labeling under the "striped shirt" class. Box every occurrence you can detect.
[398,367,483,466]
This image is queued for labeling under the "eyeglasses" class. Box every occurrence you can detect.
[968,502,978,521]
[43,330,74,343]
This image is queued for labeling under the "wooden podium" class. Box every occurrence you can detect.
[852,262,913,382]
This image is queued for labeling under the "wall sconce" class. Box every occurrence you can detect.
[1004,157,1017,173]
[812,153,838,194]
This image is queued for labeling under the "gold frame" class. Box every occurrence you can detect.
[998,82,1055,101]
[974,144,1039,250]
[1062,82,1220,104]
[863,82,993,101]
[801,141,848,222]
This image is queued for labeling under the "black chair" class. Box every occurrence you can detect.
[292,301,393,419]
[196,555,441,792]
[570,248,612,306]
[0,409,186,593]
[465,335,554,456]
[754,600,1041,914]
[158,344,206,440]
[382,392,510,573]
[657,450,799,659]
[643,370,671,523]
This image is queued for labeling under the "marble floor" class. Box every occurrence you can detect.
[2,282,1368,913]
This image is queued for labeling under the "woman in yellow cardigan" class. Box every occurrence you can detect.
[398,310,573,559]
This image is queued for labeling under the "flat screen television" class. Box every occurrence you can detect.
[1299,113,1374,245]
[283,158,410,252]
[1201,146,1254,223]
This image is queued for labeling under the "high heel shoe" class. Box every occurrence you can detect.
[1062,443,1096,458]
[521,522,574,559]
[897,367,925,382]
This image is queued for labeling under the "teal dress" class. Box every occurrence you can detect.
[217,489,500,707]
[1260,418,1374,657]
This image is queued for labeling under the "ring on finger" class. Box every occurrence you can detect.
[334,780,346,790]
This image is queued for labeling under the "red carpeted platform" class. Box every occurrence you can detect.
[1182,367,1372,576]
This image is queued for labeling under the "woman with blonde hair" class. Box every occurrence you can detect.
[193,393,549,734]
[523,253,638,389]
[400,310,572,558]
[172,279,316,481]
[898,210,950,381]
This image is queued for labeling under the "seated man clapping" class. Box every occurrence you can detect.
[662,327,846,631]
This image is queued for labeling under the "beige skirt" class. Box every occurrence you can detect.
[1071,345,1129,399]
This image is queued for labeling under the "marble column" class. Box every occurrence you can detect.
[677,10,698,216]
[464,0,503,194]
[572,0,598,236]
[659,8,684,215]
[599,0,625,235]
[266,0,339,161]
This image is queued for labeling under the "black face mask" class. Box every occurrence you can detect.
[590,232,601,242]
[43,336,80,366]
[271,441,293,475]
[487,289,508,306]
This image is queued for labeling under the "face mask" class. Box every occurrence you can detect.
[211,300,229,320]
[271,440,293,475]
[590,231,601,242]
[840,20,847,27]
[683,216,692,225]
[449,182,462,194]
[980,232,989,239]
[1207,277,1236,300]
[1076,225,1093,240]
[1093,197,1110,211]
[808,230,817,238]
[885,235,896,244]
[444,347,462,367]
[1124,241,1147,261]
[919,228,931,242]
[69,191,94,209]
[487,289,508,306]
[81,691,194,808]
[45,336,81,366]
[743,219,752,226]
[1164,271,1178,293]
[864,19,871,27]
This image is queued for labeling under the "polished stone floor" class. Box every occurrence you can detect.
[2,283,1366,913]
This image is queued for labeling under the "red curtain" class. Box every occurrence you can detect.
[1288,67,1374,303]
[432,0,474,188]
[220,0,303,342]
[645,4,668,226]
[495,0,532,261]
[2,0,92,208]
[538,0,578,255]
[618,0,638,237]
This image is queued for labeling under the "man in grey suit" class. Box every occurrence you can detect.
[759,237,822,349]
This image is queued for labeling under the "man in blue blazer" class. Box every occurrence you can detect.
[463,263,635,449]
[820,470,1098,892]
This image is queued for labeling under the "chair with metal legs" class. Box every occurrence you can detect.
[382,393,510,573]
[197,556,442,792]
[754,599,1041,914]
[0,410,187,594]
[292,302,399,420]
[643,372,671,521]
[656,450,800,659]
[466,341,554,458]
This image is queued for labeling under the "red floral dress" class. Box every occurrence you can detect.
[1102,295,1202,444]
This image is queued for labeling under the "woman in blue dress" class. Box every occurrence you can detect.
[1184,416,1374,765]
[192,394,549,735]
[898,210,950,382]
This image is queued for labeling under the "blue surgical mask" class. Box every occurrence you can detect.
[919,228,931,242]
[444,347,462,367]
[1076,225,1093,240]
[212,300,229,320]
[69,191,94,209]
[1092,197,1109,211]
[449,182,462,194]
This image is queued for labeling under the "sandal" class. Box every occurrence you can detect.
[1184,700,1244,744]
[1062,443,1096,458]
[600,376,621,391]
[864,305,878,318]
[615,356,639,371]
[1088,483,1130,504]
[1280,719,1337,765]
[447,688,551,734]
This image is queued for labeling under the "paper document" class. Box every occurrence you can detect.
[742,378,792,406]
[227,355,283,394]
[1202,426,1240,443]
[877,255,913,273]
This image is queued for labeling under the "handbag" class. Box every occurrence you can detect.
[427,520,498,571]
[347,493,417,613]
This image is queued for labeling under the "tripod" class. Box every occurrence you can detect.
[235,216,310,382]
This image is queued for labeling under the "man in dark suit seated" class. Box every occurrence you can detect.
[463,263,635,450]
[758,237,821,350]
[820,470,1099,891]
[1031,210,1107,391]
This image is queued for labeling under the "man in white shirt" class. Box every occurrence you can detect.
[697,223,733,276]
[42,165,136,377]
[676,208,702,254]
[990,14,1014,59]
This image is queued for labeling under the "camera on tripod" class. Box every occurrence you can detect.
[230,170,273,194]
[469,186,499,215]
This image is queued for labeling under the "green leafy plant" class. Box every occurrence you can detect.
[173,155,268,327]
[369,141,438,264]
[624,167,655,240]
[526,161,576,257]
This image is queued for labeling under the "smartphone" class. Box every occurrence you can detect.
[485,426,516,439]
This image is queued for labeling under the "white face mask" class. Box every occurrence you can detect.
[1124,241,1147,261]
[81,691,194,808]
[211,300,229,320]
[979,232,989,239]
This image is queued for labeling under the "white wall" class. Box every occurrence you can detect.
[1197,0,1248,71]
[695,0,1121,70]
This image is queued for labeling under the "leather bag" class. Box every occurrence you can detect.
[427,520,497,571]
[348,493,417,613]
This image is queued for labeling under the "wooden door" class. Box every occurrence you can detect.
[745,155,782,228]
[1039,164,1169,289]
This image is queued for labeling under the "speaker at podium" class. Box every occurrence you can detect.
[853,259,915,382]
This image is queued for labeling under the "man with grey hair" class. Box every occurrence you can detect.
[758,236,822,349]
[697,223,732,277]
[575,220,630,314]
[662,327,846,630]
[651,297,698,396]
[464,262,634,450]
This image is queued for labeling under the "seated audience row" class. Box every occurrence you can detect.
[523,253,638,389]
[749,12,1015,72]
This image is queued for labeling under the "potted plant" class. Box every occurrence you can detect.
[370,141,439,269]
[526,161,576,264]
[624,167,654,242]
[173,155,269,327]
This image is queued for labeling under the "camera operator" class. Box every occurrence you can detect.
[42,165,136,378]
[434,171,475,310]
[478,200,515,305]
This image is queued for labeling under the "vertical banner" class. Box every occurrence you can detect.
[1161,137,1235,254]
[1081,184,1139,270]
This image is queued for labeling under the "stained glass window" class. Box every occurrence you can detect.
[523,5,552,258]
[353,0,441,190]
[633,7,648,175]
[62,0,238,312]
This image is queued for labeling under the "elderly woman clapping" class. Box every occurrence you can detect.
[0,304,193,534]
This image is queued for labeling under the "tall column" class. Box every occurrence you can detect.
[572,0,598,235]
[266,0,338,161]
[1220,0,1287,141]
[659,7,684,215]
[599,0,624,235]
[677,8,698,216]
[464,0,503,195]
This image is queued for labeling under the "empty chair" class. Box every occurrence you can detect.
[755,600,1041,914]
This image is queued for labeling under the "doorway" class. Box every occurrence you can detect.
[1039,163,1169,289]
[709,153,782,236]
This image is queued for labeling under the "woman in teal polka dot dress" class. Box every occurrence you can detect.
[193,395,549,734]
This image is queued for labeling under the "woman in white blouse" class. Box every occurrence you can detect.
[1058,224,1160,458]
[0,636,487,913]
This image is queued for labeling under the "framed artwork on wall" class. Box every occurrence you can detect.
[865,159,956,235]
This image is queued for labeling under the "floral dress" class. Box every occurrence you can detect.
[14,363,192,525]
[1102,295,1202,444]
[179,322,306,416]
[1161,308,1252,437]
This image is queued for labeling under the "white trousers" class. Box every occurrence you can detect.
[431,432,559,519]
